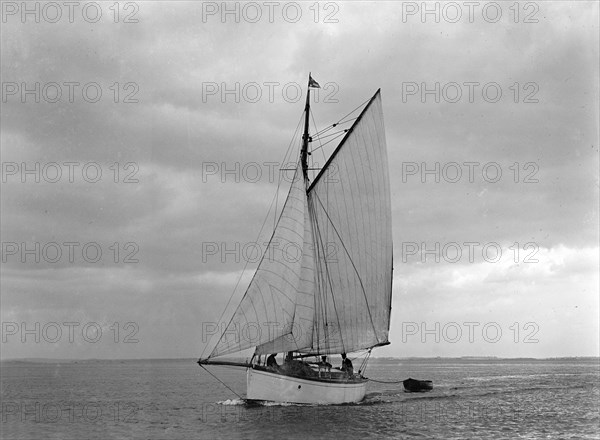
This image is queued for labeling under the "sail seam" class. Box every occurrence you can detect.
[313,191,380,346]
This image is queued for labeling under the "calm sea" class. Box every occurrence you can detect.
[1,358,598,439]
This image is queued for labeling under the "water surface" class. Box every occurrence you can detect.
[1,358,598,439]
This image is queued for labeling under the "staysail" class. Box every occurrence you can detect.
[205,90,391,359]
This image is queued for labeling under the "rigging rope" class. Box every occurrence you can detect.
[311,198,346,353]
[309,132,347,154]
[311,95,367,137]
[309,105,326,182]
[308,97,366,177]
[198,364,244,399]
[312,129,348,141]
[367,378,406,384]
[275,112,304,230]
[358,349,371,376]
[312,192,380,346]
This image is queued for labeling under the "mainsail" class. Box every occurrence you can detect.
[204,89,392,359]
[306,89,392,354]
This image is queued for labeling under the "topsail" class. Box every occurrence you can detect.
[205,89,392,359]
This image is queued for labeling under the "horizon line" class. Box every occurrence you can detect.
[2,355,599,363]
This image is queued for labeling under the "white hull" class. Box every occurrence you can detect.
[246,368,367,404]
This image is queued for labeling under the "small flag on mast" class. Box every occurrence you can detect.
[308,75,321,88]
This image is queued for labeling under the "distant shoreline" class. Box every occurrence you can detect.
[2,356,599,363]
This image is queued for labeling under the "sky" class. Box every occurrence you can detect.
[1,1,598,360]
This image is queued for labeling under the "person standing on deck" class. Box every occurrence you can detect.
[266,353,279,370]
[320,356,332,370]
[340,353,353,376]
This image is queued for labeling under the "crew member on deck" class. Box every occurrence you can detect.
[320,356,332,370]
[282,352,315,377]
[340,353,353,376]
[266,353,278,370]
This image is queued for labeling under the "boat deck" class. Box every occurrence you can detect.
[252,364,367,384]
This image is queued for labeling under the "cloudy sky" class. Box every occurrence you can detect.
[1,1,598,360]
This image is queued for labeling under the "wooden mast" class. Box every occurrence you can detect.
[301,73,311,180]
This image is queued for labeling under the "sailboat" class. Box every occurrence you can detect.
[198,74,393,404]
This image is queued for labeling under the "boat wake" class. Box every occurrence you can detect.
[217,399,245,406]
[216,398,384,407]
[217,399,296,407]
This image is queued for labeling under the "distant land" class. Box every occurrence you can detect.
[2,356,599,363]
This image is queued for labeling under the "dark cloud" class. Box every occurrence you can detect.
[1,2,597,359]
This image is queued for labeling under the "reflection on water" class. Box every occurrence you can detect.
[1,358,598,439]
